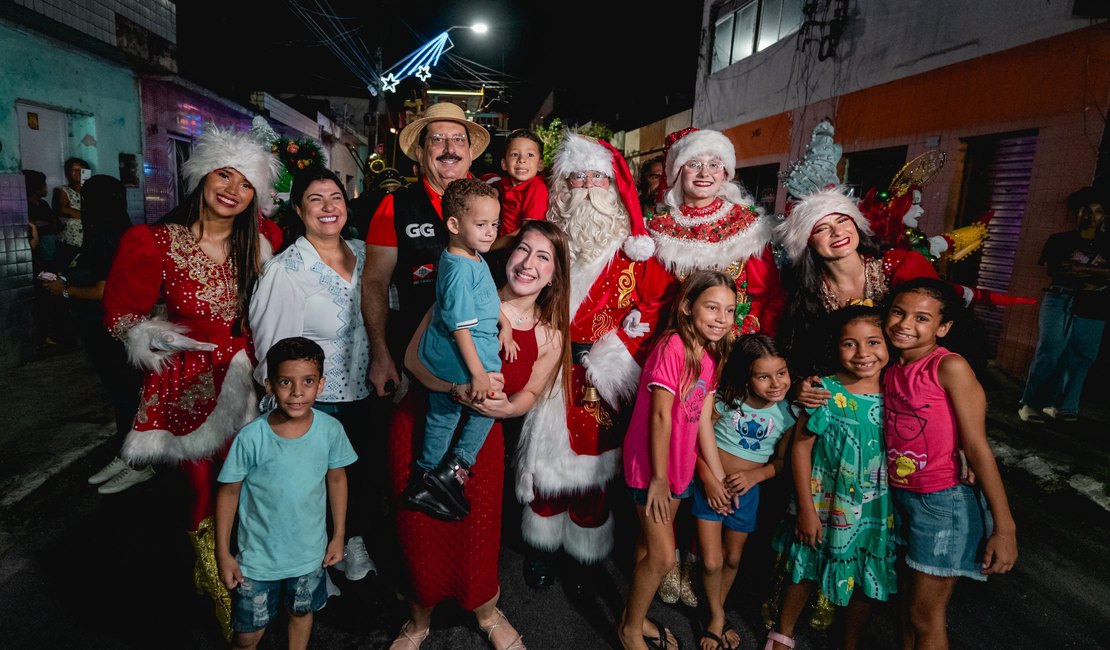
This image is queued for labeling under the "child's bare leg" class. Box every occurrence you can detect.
[287,611,313,650]
[841,594,874,650]
[771,580,812,649]
[907,570,956,650]
[718,529,748,648]
[231,629,265,650]
[696,519,726,649]
[619,500,680,650]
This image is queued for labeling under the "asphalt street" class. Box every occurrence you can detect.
[1,347,1109,649]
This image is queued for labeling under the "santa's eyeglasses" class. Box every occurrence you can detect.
[682,160,725,174]
[567,171,611,187]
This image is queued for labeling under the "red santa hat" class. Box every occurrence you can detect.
[552,131,655,261]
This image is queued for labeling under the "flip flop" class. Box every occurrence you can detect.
[763,631,795,650]
[698,628,724,650]
[645,616,681,650]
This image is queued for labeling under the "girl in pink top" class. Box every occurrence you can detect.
[619,270,735,650]
[883,278,1018,649]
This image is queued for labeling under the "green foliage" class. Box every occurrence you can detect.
[533,118,615,168]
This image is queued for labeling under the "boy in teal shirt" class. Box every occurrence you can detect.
[215,337,357,650]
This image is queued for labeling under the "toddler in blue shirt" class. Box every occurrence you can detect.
[405,177,508,521]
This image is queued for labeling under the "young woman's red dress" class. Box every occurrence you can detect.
[389,324,539,609]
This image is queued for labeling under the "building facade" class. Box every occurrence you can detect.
[693,0,1110,376]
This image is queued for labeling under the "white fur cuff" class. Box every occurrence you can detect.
[123,318,188,372]
[521,508,567,552]
[585,331,642,407]
[563,515,615,563]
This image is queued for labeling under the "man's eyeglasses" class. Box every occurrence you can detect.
[426,133,468,147]
[567,171,610,186]
[683,160,725,174]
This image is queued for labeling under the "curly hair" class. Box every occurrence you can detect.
[443,177,499,221]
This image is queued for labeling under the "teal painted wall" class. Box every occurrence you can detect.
[0,20,141,174]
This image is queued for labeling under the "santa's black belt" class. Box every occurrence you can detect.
[571,342,592,365]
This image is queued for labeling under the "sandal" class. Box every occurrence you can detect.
[389,620,430,649]
[698,628,724,650]
[478,607,526,650]
[763,631,795,650]
[645,617,681,650]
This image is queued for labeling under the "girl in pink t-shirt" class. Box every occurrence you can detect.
[883,278,1017,649]
[619,270,735,650]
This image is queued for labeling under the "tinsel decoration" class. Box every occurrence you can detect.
[784,120,843,200]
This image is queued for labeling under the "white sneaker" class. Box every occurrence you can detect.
[1018,405,1046,424]
[1042,406,1059,419]
[88,457,127,485]
[334,536,376,581]
[97,465,155,494]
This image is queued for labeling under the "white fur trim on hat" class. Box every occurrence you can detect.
[552,132,614,180]
[774,186,873,264]
[182,125,283,216]
[665,129,737,188]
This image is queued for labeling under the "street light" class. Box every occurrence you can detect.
[378,22,490,93]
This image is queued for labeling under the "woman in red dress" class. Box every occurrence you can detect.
[102,126,281,638]
[387,220,571,650]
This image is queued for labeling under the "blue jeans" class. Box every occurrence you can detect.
[1021,290,1106,415]
[417,390,495,471]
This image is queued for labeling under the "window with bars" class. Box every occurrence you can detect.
[712,0,804,72]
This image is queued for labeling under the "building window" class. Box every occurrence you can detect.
[840,146,908,199]
[737,163,781,213]
[712,0,803,72]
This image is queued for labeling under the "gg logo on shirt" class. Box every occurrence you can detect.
[404,223,437,238]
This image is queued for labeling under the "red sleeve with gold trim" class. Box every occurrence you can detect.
[103,225,165,337]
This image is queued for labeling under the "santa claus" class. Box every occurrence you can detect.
[647,128,785,336]
[515,133,671,590]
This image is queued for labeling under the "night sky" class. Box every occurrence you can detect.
[175,0,703,130]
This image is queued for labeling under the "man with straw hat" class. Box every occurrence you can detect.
[362,102,490,398]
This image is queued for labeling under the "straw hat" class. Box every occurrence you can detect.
[398,102,490,161]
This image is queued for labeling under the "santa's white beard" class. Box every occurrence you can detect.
[551,185,629,265]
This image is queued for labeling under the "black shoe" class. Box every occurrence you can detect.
[564,558,599,602]
[424,456,472,518]
[402,474,462,521]
[523,550,555,589]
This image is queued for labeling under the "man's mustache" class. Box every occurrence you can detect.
[436,153,462,162]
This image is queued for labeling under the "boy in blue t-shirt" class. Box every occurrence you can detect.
[405,177,507,522]
[215,337,357,649]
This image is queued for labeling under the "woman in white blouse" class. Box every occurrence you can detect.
[250,167,374,578]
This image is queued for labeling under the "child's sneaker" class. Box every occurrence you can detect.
[425,455,472,519]
[88,456,128,485]
[334,536,376,581]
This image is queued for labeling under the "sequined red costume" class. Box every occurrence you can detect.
[389,325,538,609]
[102,219,280,637]
[649,197,785,336]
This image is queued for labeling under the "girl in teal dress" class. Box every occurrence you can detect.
[765,306,896,650]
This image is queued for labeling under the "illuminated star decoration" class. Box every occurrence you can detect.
[380,73,400,93]
[378,31,452,93]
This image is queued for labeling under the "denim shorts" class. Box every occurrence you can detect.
[628,481,693,505]
[231,566,328,632]
[892,483,992,582]
[690,481,759,533]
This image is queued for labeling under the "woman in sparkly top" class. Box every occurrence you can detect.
[102,125,282,638]
[775,186,938,380]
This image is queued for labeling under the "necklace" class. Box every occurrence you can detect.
[500,300,535,326]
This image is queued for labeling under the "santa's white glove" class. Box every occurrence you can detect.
[622,309,651,339]
[150,331,217,353]
[902,204,924,229]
